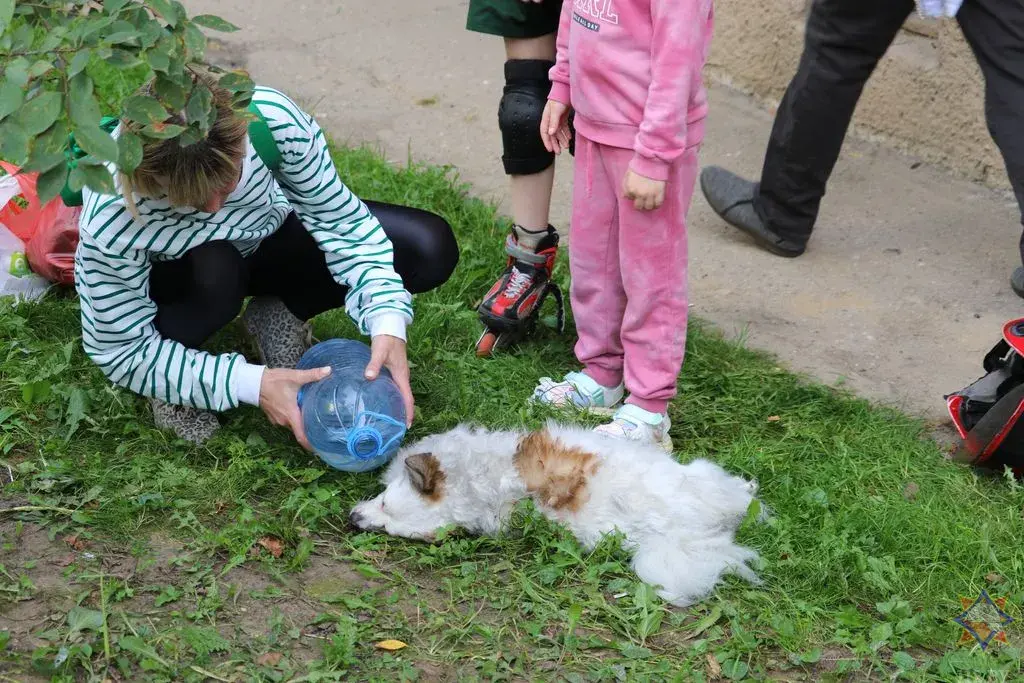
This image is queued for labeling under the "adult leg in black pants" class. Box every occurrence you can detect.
[246,203,459,323]
[702,0,1024,299]
[150,202,459,357]
[957,0,1024,296]
[701,0,913,256]
[757,0,915,248]
[149,240,251,350]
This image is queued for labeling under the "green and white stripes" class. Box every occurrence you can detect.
[75,86,412,410]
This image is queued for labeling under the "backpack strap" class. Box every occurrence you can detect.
[60,116,121,207]
[247,102,282,174]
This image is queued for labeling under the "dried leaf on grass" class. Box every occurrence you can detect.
[64,535,88,551]
[706,653,721,679]
[256,536,285,558]
[255,652,283,667]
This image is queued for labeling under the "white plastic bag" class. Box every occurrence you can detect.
[915,0,964,18]
[0,175,50,302]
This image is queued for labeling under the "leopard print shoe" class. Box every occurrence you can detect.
[151,399,220,444]
[242,297,313,369]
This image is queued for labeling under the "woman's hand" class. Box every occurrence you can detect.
[365,335,415,427]
[622,169,666,211]
[259,366,331,450]
[541,100,572,155]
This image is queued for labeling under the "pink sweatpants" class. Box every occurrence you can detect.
[570,133,700,414]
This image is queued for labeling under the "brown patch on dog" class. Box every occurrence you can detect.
[404,453,446,502]
[514,430,599,512]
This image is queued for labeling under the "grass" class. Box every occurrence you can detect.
[0,62,1022,683]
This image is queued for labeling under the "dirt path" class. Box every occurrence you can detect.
[189,0,1023,422]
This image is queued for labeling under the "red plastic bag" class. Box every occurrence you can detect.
[0,161,41,242]
[0,161,80,287]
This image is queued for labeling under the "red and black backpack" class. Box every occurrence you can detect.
[946,318,1024,478]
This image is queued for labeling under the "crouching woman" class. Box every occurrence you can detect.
[75,75,458,446]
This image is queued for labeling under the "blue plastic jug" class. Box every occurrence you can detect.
[296,339,407,472]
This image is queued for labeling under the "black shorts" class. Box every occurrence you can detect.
[466,0,563,39]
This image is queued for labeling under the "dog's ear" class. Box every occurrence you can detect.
[404,453,445,498]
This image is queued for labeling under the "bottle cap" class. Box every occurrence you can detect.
[347,426,383,459]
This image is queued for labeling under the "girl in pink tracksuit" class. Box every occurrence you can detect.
[531,0,714,451]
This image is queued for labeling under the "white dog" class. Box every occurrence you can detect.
[349,422,762,607]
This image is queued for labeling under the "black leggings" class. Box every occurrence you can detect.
[149,202,459,349]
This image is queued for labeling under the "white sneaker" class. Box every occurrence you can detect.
[531,371,624,414]
[593,404,673,452]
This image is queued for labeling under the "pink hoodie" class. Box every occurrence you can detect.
[548,0,715,181]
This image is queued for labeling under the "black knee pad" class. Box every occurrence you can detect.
[499,59,569,176]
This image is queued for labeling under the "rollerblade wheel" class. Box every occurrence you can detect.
[476,330,499,358]
[476,329,516,357]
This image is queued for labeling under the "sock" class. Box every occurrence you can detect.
[513,224,549,251]
[621,402,667,425]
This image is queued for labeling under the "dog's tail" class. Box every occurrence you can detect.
[631,531,760,608]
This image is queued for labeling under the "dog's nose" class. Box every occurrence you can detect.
[348,509,365,529]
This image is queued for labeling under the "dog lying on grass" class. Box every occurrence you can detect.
[349,422,762,606]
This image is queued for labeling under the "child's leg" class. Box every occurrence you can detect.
[570,135,628,389]
[476,33,564,354]
[612,145,700,415]
[532,134,625,410]
[464,0,563,241]
[503,35,558,240]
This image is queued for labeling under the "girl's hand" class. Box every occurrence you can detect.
[622,170,666,211]
[541,100,572,154]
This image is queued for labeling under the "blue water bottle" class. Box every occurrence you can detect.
[296,339,407,472]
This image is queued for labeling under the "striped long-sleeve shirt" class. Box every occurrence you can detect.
[75,86,412,412]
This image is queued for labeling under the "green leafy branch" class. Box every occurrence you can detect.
[0,0,254,203]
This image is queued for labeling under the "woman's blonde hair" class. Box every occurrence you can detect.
[121,71,249,214]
